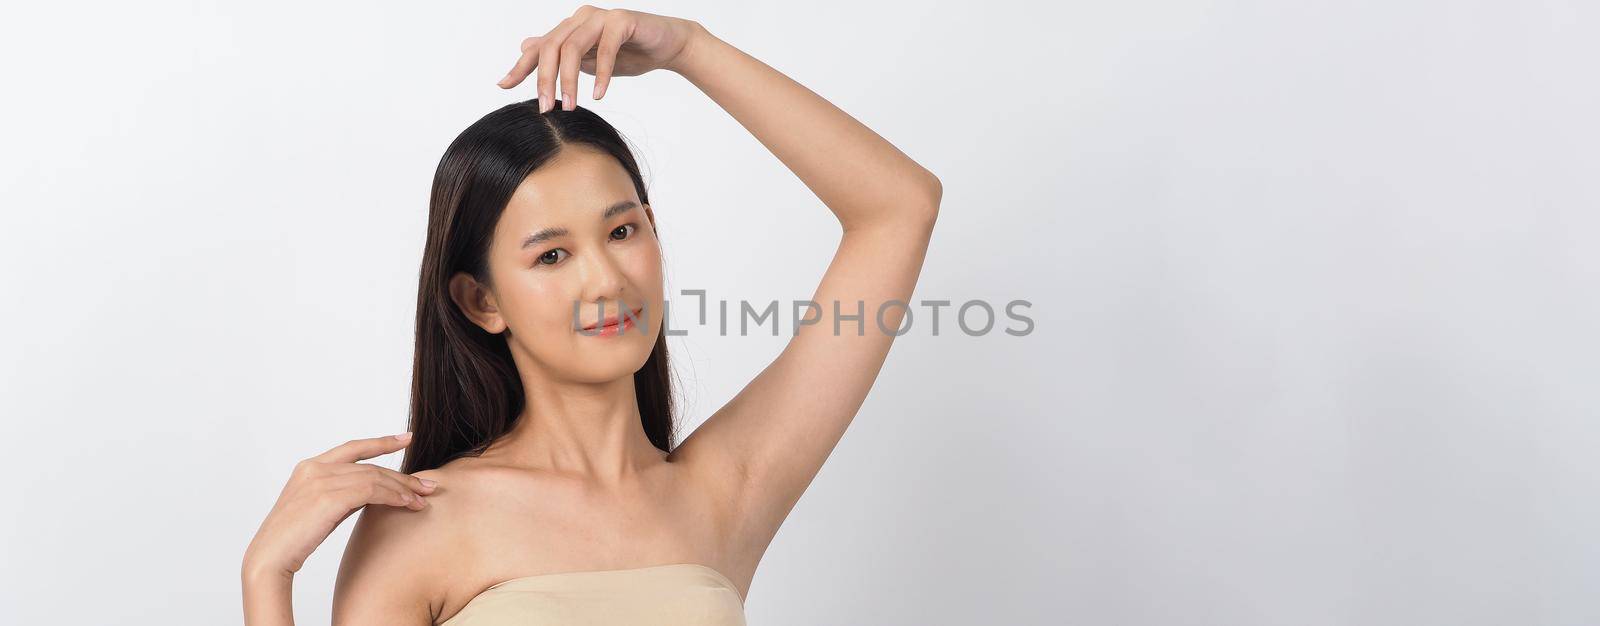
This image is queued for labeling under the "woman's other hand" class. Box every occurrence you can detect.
[497,5,705,112]
[241,433,437,584]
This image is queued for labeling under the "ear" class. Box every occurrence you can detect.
[448,271,508,334]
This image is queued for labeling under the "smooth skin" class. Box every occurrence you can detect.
[242,6,939,625]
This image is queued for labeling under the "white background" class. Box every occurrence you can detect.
[2,1,1596,624]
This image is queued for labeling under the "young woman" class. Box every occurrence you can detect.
[242,6,940,624]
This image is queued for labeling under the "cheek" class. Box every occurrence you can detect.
[502,269,577,328]
[621,240,663,292]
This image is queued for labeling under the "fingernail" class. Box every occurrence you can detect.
[563,92,573,109]
[499,73,511,84]
[420,479,438,489]
[394,432,413,442]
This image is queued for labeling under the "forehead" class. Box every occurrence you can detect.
[504,145,638,221]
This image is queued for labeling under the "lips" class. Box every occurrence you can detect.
[581,306,644,333]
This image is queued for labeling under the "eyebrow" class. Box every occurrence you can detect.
[520,200,640,250]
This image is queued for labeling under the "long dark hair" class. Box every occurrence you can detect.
[401,99,677,474]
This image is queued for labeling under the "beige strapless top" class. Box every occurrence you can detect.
[438,563,746,625]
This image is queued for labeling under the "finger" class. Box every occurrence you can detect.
[499,37,544,89]
[559,18,604,111]
[373,479,427,511]
[536,18,583,113]
[329,473,423,511]
[328,463,439,495]
[369,471,430,510]
[311,432,412,465]
[592,15,629,100]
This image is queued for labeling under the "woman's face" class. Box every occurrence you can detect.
[453,144,664,384]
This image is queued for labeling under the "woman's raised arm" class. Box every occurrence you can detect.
[662,17,941,556]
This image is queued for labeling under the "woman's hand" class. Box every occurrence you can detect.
[497,5,705,112]
[242,433,437,583]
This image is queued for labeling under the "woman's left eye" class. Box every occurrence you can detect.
[610,224,636,241]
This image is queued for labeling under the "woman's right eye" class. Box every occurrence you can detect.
[538,249,568,266]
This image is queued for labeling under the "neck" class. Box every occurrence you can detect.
[483,358,667,488]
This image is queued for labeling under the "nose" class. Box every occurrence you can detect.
[577,244,628,308]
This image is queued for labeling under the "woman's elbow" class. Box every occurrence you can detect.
[916,169,942,221]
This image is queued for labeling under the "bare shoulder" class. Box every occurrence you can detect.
[332,466,470,625]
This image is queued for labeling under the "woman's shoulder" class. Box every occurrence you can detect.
[333,472,469,622]
[382,458,517,533]
[367,460,484,523]
[418,455,551,495]
[334,454,540,621]
[377,458,558,545]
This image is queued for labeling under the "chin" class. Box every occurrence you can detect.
[569,363,648,384]
[567,341,656,383]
